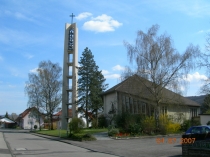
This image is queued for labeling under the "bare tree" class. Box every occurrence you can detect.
[25,60,62,130]
[124,24,199,128]
[120,66,134,81]
[25,73,43,130]
[199,33,210,94]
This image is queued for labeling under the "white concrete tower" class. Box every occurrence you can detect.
[61,15,78,130]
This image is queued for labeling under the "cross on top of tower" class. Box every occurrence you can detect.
[70,13,75,24]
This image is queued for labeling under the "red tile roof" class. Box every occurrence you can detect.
[15,107,38,121]
[54,109,72,117]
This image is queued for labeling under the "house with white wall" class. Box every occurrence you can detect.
[199,114,210,125]
[102,75,200,123]
[16,107,44,129]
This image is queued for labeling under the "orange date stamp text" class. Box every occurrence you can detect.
[156,137,196,144]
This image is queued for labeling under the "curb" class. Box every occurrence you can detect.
[110,133,183,140]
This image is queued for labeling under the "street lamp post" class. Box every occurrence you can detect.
[57,108,61,138]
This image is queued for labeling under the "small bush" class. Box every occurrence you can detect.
[207,121,210,125]
[68,133,83,141]
[108,128,119,136]
[181,118,201,132]
[128,124,142,135]
[142,116,155,135]
[34,125,37,129]
[108,125,115,131]
[98,115,108,128]
[69,117,85,134]
[159,124,167,135]
[115,113,144,133]
[82,133,96,141]
[191,118,200,126]
[167,123,181,133]
[158,114,181,134]
[181,119,191,131]
[159,114,170,135]
[92,119,98,128]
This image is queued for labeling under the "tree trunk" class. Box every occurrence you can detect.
[39,115,41,131]
[50,114,53,130]
[155,104,160,131]
[96,109,98,128]
[86,101,88,128]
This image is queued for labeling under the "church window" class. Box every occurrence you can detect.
[190,108,197,117]
[142,103,146,114]
[68,29,74,50]
[161,106,167,115]
[126,96,129,112]
[129,97,133,113]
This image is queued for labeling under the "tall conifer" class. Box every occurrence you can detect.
[78,47,107,127]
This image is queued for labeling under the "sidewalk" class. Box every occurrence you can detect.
[0,132,12,157]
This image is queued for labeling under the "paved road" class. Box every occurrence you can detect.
[1,130,117,157]
[67,135,182,157]
[0,132,12,157]
[1,129,182,157]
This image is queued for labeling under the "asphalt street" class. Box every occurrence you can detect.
[1,130,118,157]
[0,132,12,157]
[0,129,182,157]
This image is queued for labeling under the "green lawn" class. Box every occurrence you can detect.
[36,128,107,138]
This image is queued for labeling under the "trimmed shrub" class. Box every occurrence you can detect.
[108,128,119,136]
[115,112,143,133]
[207,121,210,125]
[69,117,85,134]
[128,124,142,135]
[98,115,108,128]
[34,125,37,129]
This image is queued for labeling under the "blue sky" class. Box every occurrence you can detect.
[0,0,210,115]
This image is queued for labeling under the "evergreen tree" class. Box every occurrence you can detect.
[202,94,210,114]
[78,47,108,127]
[89,70,108,126]
[5,112,9,118]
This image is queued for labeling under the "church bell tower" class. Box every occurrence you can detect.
[61,14,78,129]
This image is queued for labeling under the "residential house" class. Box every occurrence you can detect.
[53,108,92,128]
[102,75,200,123]
[199,114,210,125]
[53,109,72,129]
[0,117,15,128]
[16,107,44,129]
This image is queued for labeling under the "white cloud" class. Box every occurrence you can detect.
[197,30,204,34]
[182,72,207,82]
[196,29,210,34]
[112,65,125,71]
[23,53,34,59]
[4,10,37,23]
[83,14,122,32]
[102,70,109,75]
[29,68,38,73]
[104,74,120,79]
[8,85,16,88]
[76,12,92,20]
